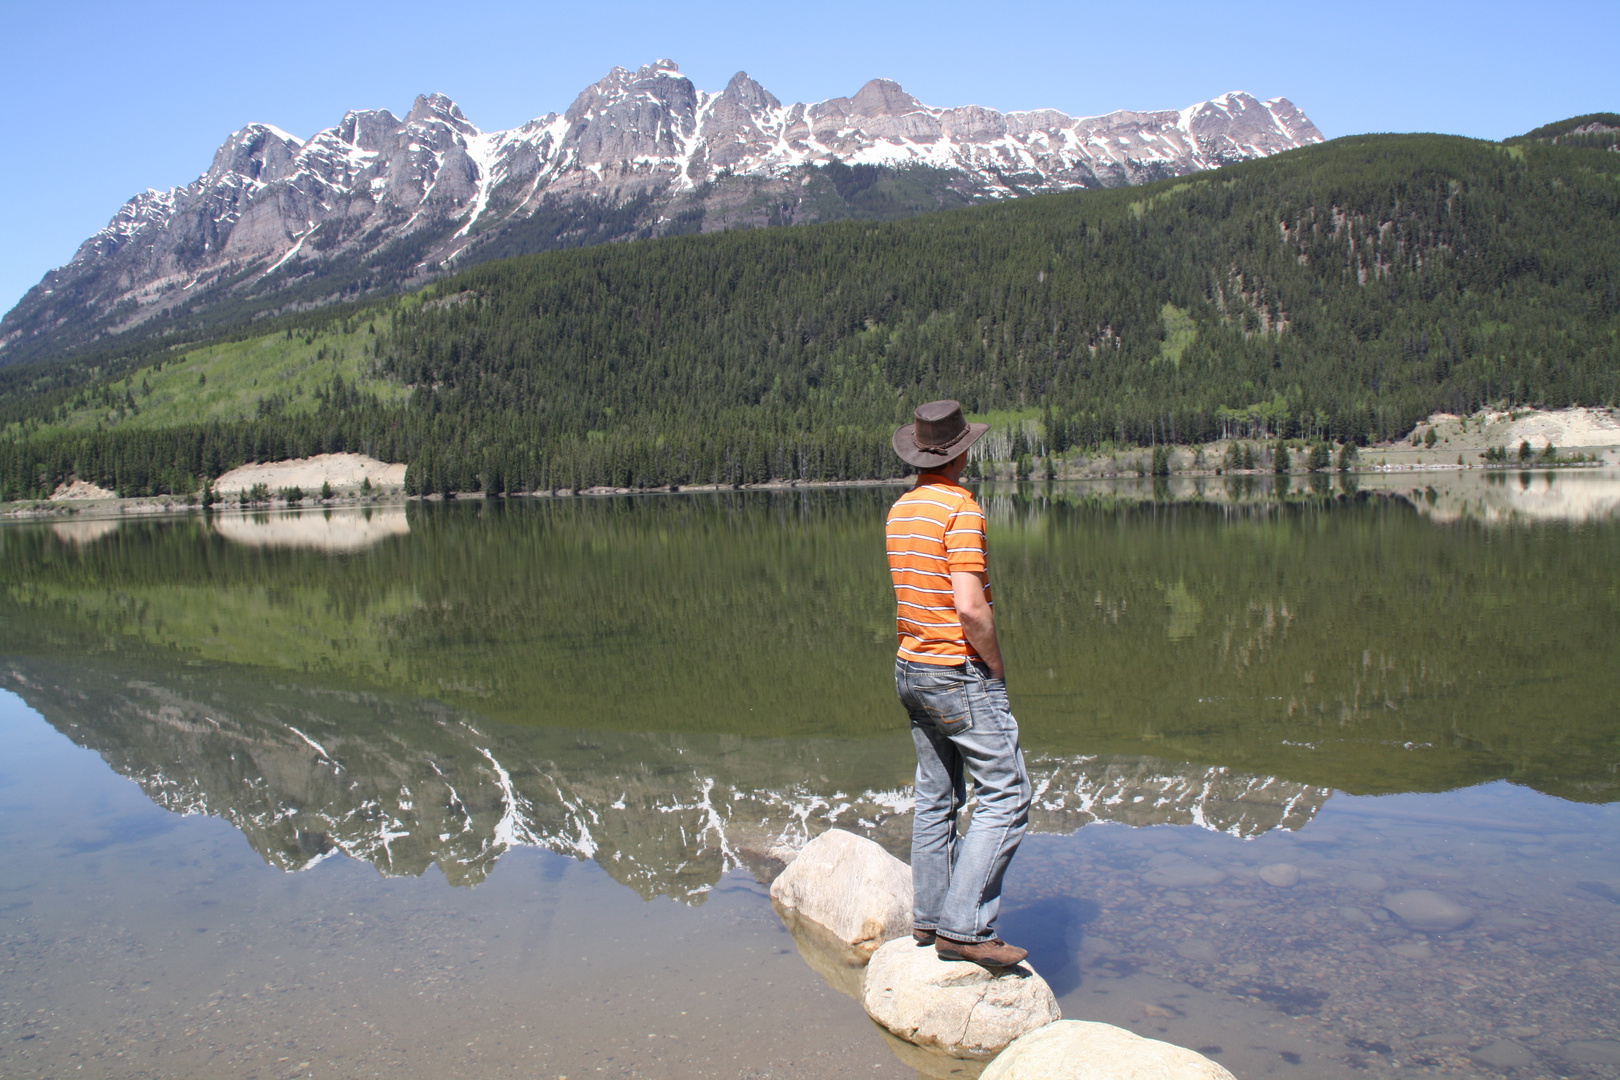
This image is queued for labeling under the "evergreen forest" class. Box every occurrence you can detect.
[2,124,1618,499]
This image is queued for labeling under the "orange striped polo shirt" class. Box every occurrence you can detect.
[885,472,991,665]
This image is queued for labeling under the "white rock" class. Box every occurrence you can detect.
[1383,889,1474,932]
[981,1020,1236,1080]
[862,937,1060,1061]
[1258,862,1300,887]
[767,828,911,955]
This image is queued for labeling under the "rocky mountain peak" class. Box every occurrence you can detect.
[719,70,780,112]
[567,60,696,122]
[406,92,477,135]
[334,108,403,151]
[849,78,925,118]
[0,61,1326,363]
[204,123,301,187]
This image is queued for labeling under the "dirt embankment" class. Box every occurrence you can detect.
[6,454,406,522]
[49,479,118,500]
[42,454,406,505]
[1356,407,1620,472]
[211,454,406,494]
[1414,406,1620,451]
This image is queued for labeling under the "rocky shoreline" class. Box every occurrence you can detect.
[771,829,1234,1078]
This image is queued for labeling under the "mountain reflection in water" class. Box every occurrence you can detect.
[2,478,1616,831]
[0,658,1327,897]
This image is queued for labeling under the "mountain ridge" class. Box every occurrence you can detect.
[0,60,1321,365]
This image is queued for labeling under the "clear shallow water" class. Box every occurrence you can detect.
[2,473,1618,1079]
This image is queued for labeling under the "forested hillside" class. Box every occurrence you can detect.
[3,128,1618,499]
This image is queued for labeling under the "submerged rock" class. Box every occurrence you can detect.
[862,937,1060,1061]
[1141,857,1227,888]
[1469,1040,1535,1068]
[1383,889,1474,932]
[981,1020,1236,1079]
[1563,1040,1620,1065]
[767,828,912,955]
[1258,862,1300,887]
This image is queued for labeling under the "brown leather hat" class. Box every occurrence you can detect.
[892,399,989,468]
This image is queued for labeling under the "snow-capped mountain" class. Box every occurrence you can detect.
[0,60,1322,362]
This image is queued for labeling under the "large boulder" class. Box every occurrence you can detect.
[768,828,912,955]
[981,1020,1236,1080]
[862,936,1060,1061]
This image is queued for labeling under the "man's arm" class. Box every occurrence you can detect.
[952,570,1004,680]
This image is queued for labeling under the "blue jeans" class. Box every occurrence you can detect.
[895,658,1031,943]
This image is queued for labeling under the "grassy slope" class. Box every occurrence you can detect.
[4,320,407,442]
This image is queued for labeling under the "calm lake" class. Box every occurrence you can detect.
[2,470,1618,1079]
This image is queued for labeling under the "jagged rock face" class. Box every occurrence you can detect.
[0,659,1329,903]
[0,60,1322,361]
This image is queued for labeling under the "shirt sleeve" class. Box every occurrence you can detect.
[943,497,987,574]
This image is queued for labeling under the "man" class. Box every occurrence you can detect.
[886,399,1032,969]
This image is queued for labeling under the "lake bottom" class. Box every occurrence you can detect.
[1004,785,1620,1079]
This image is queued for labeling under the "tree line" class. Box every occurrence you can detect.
[3,130,1618,499]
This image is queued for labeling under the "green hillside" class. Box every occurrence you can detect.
[1510,112,1620,150]
[2,127,1618,499]
[7,318,406,440]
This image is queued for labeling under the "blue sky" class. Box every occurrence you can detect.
[2,0,1615,317]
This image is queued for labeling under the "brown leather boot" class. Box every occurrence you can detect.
[935,935,1028,968]
[913,928,937,945]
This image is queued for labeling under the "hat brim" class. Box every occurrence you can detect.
[891,421,990,469]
